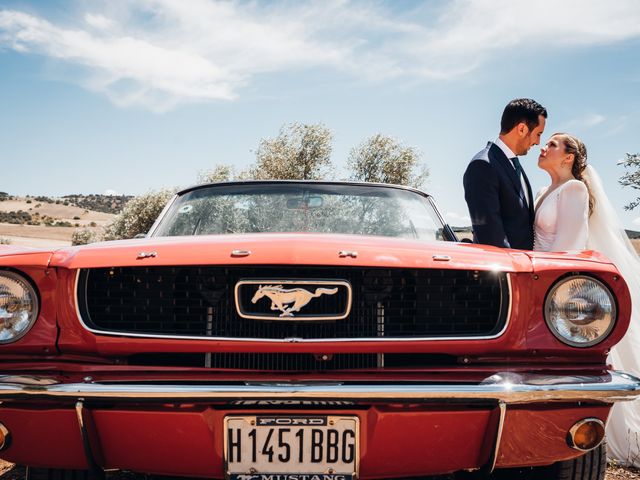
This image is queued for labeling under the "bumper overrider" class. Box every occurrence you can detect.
[0,371,638,479]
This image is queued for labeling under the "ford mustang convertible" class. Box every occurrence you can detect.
[0,181,639,480]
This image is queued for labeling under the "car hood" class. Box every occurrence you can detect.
[47,233,536,272]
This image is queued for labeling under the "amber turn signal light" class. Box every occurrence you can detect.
[0,423,11,450]
[567,418,605,451]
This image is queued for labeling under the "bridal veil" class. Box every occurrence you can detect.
[584,165,640,465]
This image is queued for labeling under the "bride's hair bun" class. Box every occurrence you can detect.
[555,133,594,215]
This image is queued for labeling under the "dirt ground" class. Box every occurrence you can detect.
[1,460,640,479]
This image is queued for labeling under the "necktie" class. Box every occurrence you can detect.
[511,157,523,179]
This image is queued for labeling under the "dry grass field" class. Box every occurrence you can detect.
[0,197,115,247]
[0,199,114,224]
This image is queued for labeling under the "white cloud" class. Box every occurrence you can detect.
[561,112,607,130]
[1,0,640,111]
[84,14,113,31]
[633,217,640,227]
[103,189,119,196]
[581,113,607,128]
[444,211,471,225]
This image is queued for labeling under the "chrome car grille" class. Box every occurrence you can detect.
[77,266,509,340]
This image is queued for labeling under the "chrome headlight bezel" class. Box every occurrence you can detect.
[544,274,617,348]
[0,269,40,344]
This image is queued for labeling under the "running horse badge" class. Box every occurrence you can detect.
[251,285,338,317]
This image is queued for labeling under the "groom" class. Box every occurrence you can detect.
[463,98,547,250]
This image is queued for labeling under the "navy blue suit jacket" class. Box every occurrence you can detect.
[463,142,534,250]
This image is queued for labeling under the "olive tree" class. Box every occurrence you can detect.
[347,134,428,188]
[619,153,640,210]
[250,123,334,180]
[197,164,235,184]
[103,189,175,240]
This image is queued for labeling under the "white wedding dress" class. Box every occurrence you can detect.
[534,166,640,466]
[533,179,590,251]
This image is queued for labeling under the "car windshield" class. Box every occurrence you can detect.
[152,183,449,241]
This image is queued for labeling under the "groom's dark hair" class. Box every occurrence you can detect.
[500,98,547,134]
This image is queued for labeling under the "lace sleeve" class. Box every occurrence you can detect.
[550,180,589,251]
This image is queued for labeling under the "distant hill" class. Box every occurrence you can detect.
[61,194,132,214]
[1,193,131,215]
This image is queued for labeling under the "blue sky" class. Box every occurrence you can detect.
[1,0,640,228]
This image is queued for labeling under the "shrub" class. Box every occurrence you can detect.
[71,228,97,246]
[0,237,11,245]
[73,216,81,220]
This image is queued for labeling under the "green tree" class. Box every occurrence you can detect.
[347,134,428,188]
[251,123,334,180]
[103,189,175,240]
[619,153,640,210]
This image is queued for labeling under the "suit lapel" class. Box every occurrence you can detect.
[489,144,525,199]
[522,170,534,217]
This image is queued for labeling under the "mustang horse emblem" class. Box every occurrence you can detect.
[251,285,338,317]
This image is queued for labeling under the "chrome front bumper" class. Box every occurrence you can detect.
[0,371,639,404]
[0,371,638,476]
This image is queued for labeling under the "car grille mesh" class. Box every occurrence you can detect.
[128,352,380,370]
[78,266,509,340]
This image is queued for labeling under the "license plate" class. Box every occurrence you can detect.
[224,415,359,480]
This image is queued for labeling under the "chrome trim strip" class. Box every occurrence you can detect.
[487,401,506,473]
[1,371,638,404]
[235,279,353,321]
[75,401,105,478]
[427,196,457,241]
[74,272,512,343]
[145,193,178,237]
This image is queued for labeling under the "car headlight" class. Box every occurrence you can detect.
[0,271,39,344]
[544,275,616,347]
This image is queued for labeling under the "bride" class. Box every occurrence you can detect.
[534,132,640,465]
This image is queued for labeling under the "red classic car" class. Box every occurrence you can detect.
[0,181,638,480]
